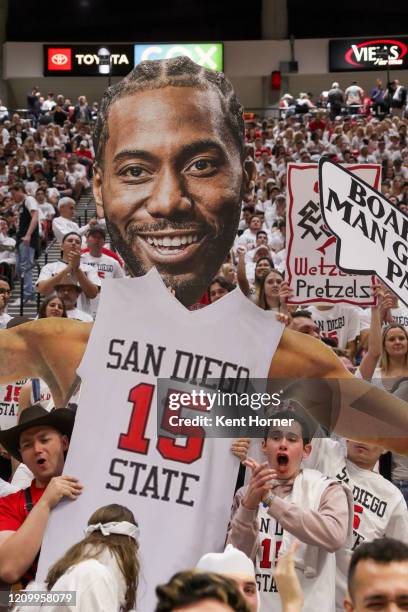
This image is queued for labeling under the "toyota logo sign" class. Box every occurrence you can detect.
[48,48,72,71]
[44,45,133,76]
[52,54,68,66]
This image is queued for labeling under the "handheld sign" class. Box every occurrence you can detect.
[319,158,408,307]
[286,163,379,305]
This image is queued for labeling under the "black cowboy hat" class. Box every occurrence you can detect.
[0,404,75,462]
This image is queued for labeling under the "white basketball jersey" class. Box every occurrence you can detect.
[305,437,408,611]
[37,268,284,610]
[255,469,338,612]
[0,379,28,430]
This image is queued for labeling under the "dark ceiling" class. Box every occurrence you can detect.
[7,0,262,42]
[7,1,408,42]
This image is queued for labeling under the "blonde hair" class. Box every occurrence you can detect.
[380,324,408,372]
[46,504,139,611]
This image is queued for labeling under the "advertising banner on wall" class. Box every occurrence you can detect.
[329,37,408,72]
[44,45,134,76]
[286,163,381,306]
[134,43,224,71]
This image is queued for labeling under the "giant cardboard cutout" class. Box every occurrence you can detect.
[0,58,408,612]
[319,158,408,307]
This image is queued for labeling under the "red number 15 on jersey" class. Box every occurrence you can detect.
[118,383,208,464]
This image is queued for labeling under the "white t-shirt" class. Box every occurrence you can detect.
[306,304,361,349]
[80,252,125,317]
[37,202,56,220]
[0,312,11,329]
[305,437,408,610]
[263,200,279,229]
[66,308,94,322]
[345,85,363,105]
[273,248,286,274]
[0,234,16,265]
[22,195,39,214]
[360,305,408,330]
[14,551,126,612]
[269,228,285,252]
[356,366,388,391]
[67,165,89,188]
[36,260,100,315]
[11,463,34,490]
[51,217,90,245]
[0,478,18,497]
[24,181,39,197]
[237,229,259,251]
[392,453,408,481]
[42,99,56,112]
[254,469,341,612]
[46,187,60,202]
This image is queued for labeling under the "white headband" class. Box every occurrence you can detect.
[84,521,139,541]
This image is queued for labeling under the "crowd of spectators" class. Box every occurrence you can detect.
[0,90,101,307]
[0,78,408,611]
[279,77,408,121]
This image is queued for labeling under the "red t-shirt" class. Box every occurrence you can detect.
[0,482,45,586]
[309,119,327,132]
[75,149,94,161]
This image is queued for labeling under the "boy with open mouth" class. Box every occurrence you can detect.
[227,410,353,612]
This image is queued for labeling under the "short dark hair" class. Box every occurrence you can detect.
[155,571,250,612]
[264,408,312,444]
[348,538,408,601]
[10,182,25,193]
[87,226,106,240]
[0,275,10,286]
[256,230,267,238]
[321,336,338,348]
[61,232,81,244]
[291,309,312,320]
[94,56,244,166]
[273,219,286,230]
[255,256,274,269]
[208,276,235,300]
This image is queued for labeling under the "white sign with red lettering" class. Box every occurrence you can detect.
[286,163,380,305]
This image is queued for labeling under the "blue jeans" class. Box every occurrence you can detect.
[17,243,35,300]
[392,480,408,505]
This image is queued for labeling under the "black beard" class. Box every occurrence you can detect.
[105,197,242,306]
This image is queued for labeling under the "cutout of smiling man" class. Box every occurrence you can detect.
[0,56,407,612]
[92,61,246,306]
[0,58,407,457]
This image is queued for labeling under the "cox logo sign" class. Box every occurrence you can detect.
[134,43,223,72]
[345,39,407,67]
[48,48,72,71]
